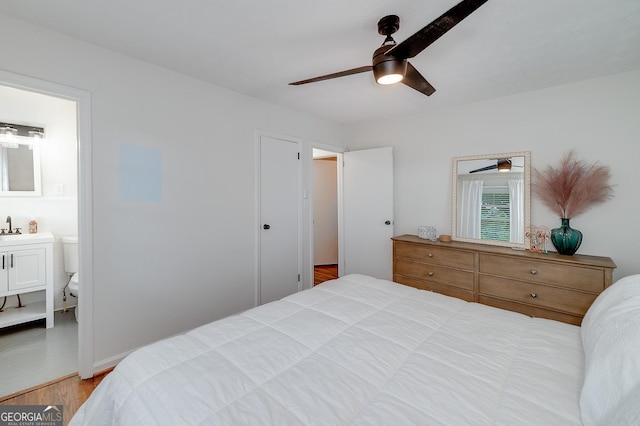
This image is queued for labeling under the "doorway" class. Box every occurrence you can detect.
[0,69,93,390]
[0,84,78,396]
[310,146,394,286]
[312,149,339,286]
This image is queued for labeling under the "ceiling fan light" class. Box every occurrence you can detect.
[372,55,407,85]
[372,45,407,86]
[377,73,403,85]
[497,159,512,172]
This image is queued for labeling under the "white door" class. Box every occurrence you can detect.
[259,136,301,304]
[343,147,394,280]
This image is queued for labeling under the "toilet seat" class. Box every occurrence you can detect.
[69,272,79,297]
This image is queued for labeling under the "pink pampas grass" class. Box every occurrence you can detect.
[532,150,614,219]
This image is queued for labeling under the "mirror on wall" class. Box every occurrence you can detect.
[0,142,42,196]
[0,122,43,196]
[451,151,530,249]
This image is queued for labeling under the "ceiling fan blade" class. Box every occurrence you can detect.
[469,164,498,174]
[289,66,373,85]
[402,62,436,96]
[387,0,489,60]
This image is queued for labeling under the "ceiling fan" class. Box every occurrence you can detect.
[289,0,489,96]
[469,158,523,174]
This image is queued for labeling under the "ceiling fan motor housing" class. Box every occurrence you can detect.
[372,45,407,84]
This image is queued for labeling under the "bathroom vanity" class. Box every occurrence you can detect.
[0,232,54,329]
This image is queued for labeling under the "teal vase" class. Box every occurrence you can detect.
[550,218,582,255]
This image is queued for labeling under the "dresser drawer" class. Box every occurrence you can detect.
[478,275,598,316]
[394,276,474,302]
[391,235,615,325]
[394,258,474,291]
[477,296,583,326]
[479,254,604,293]
[394,242,474,270]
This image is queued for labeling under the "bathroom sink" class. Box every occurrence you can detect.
[0,233,36,240]
[0,232,54,245]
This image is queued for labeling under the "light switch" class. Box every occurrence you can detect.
[54,184,64,196]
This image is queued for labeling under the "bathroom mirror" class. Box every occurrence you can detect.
[0,142,42,196]
[451,151,530,249]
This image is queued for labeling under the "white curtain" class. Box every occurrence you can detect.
[458,180,483,239]
[509,179,524,243]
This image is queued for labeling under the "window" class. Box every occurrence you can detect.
[481,191,510,241]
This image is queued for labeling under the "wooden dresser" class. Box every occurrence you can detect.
[392,234,616,325]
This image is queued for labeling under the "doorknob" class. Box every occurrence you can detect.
[263,224,271,230]
[384,220,392,225]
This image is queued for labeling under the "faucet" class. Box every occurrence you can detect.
[6,216,12,234]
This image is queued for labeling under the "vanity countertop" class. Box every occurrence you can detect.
[0,232,54,247]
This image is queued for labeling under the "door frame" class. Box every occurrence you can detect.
[0,69,93,379]
[254,130,303,305]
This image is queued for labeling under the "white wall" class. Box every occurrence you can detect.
[0,14,347,369]
[0,85,78,311]
[348,70,640,281]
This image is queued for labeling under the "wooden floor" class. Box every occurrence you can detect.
[314,264,338,286]
[0,369,110,425]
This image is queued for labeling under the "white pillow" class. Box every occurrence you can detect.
[580,274,640,426]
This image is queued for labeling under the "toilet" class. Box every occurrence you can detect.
[62,236,79,321]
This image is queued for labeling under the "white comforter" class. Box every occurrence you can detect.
[71,274,584,425]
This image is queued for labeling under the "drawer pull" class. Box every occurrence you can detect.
[428,253,434,258]
[428,271,434,277]
[530,269,537,275]
[530,292,537,298]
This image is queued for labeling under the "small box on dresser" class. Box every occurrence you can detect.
[392,234,616,325]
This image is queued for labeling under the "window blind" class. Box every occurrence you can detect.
[481,192,510,241]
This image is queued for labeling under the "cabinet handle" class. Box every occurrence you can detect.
[428,253,433,258]
[428,271,434,277]
[530,269,537,275]
[2,254,4,270]
[530,292,537,298]
[10,253,13,268]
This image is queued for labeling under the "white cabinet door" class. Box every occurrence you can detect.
[0,251,8,293]
[343,147,394,280]
[7,248,46,292]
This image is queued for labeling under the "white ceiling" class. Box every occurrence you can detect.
[1,0,639,124]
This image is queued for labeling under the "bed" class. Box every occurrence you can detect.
[71,274,640,425]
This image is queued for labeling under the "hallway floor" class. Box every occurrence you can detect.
[314,264,338,286]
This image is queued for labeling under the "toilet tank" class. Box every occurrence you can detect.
[62,236,78,274]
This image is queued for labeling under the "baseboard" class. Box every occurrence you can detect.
[91,349,134,377]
